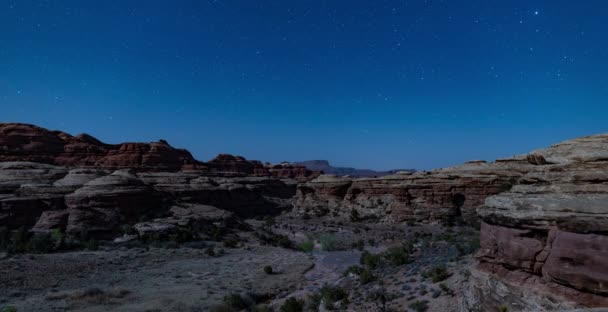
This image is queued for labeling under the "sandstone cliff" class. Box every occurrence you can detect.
[294,159,533,224]
[472,134,608,309]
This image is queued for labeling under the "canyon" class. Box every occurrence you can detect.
[1,123,607,311]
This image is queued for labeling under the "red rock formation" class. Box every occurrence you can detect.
[0,123,202,171]
[265,162,321,181]
[206,154,264,175]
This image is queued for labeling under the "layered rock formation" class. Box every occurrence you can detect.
[0,123,201,171]
[295,160,532,224]
[0,123,320,239]
[0,123,319,180]
[473,134,608,309]
[0,162,296,238]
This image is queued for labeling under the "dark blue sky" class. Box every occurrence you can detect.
[1,1,607,170]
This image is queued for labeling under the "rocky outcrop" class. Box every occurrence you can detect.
[475,134,608,308]
[295,160,530,224]
[265,162,321,181]
[64,170,162,237]
[0,123,202,171]
[0,123,320,181]
[0,162,297,239]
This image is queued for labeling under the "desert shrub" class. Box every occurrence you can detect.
[11,227,30,253]
[29,233,53,253]
[1,306,17,312]
[342,265,375,284]
[383,245,412,266]
[439,283,454,296]
[264,265,273,274]
[367,238,376,246]
[352,239,364,251]
[360,250,381,269]
[318,233,336,251]
[223,293,248,310]
[423,266,451,283]
[456,237,480,257]
[82,239,99,251]
[205,246,216,257]
[280,297,304,312]
[498,305,509,312]
[252,305,273,312]
[342,265,364,276]
[319,284,349,308]
[350,209,361,222]
[359,268,376,284]
[433,233,456,243]
[409,300,429,312]
[50,228,63,241]
[223,238,239,248]
[301,213,311,220]
[264,216,276,227]
[208,224,227,241]
[299,240,314,252]
[255,230,294,249]
[209,303,233,312]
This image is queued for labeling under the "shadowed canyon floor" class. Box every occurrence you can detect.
[1,216,479,312]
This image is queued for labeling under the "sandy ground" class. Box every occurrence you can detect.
[0,215,478,312]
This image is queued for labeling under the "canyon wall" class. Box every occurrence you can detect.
[471,134,608,309]
[295,160,533,224]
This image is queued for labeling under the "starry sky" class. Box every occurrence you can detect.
[1,1,607,170]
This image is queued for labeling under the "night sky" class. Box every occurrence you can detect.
[1,1,607,170]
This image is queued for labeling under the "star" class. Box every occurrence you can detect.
[534,10,539,15]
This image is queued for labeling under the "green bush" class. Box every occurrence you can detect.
[383,245,412,266]
[50,228,63,243]
[1,306,17,312]
[498,305,509,312]
[252,305,273,312]
[11,227,30,253]
[209,303,234,312]
[342,265,375,284]
[223,238,239,248]
[319,284,349,308]
[29,233,53,253]
[280,297,304,312]
[439,283,455,296]
[352,239,364,251]
[456,237,481,257]
[205,246,216,257]
[223,293,248,310]
[83,239,98,251]
[350,209,361,222]
[319,234,337,251]
[342,265,364,276]
[264,265,273,274]
[359,268,376,284]
[409,300,429,312]
[360,250,381,269]
[423,266,451,283]
[299,240,314,252]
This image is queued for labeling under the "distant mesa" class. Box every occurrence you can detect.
[294,160,415,177]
